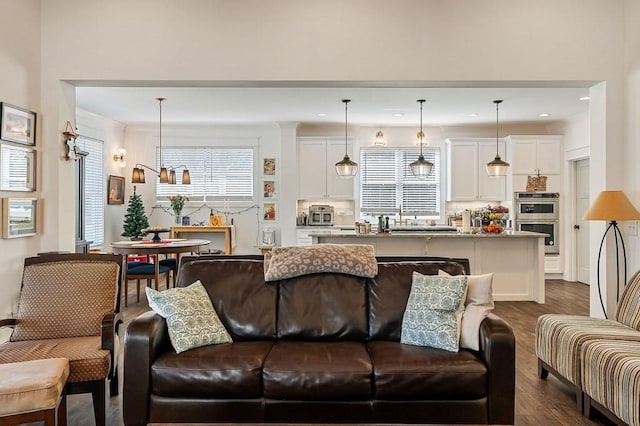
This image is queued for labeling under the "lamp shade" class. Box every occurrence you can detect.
[584,190,640,221]
[182,169,191,184]
[486,156,510,177]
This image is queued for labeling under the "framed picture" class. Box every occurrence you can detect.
[0,143,36,191]
[2,198,40,238]
[263,202,277,222]
[262,157,277,176]
[107,175,125,205]
[0,103,37,146]
[262,179,277,199]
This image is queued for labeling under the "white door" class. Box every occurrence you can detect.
[576,158,590,284]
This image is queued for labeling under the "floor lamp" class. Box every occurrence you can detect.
[584,190,640,318]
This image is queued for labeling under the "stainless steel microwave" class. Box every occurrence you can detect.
[514,192,559,221]
[308,205,334,226]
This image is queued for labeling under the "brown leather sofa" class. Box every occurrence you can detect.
[123,255,515,425]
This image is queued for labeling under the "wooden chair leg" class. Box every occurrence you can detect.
[110,366,119,396]
[58,389,67,426]
[538,358,549,379]
[91,379,106,426]
[136,279,141,303]
[124,278,129,308]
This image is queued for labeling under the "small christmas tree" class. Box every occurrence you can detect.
[121,186,149,239]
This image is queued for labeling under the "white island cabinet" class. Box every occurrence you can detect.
[310,230,546,303]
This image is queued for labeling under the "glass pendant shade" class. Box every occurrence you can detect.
[336,155,359,176]
[159,167,169,183]
[410,155,434,177]
[132,167,145,184]
[168,170,176,184]
[182,169,191,185]
[411,99,433,178]
[335,99,358,177]
[486,99,509,177]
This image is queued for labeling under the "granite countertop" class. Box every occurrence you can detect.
[308,230,548,238]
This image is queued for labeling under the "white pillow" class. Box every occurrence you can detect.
[439,270,494,351]
[146,280,232,353]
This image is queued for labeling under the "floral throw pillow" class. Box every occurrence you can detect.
[146,280,232,353]
[400,272,468,352]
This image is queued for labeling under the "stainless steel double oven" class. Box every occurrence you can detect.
[514,192,560,254]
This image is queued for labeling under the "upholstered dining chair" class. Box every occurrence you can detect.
[124,262,170,306]
[0,253,123,426]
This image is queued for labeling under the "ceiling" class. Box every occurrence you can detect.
[75,85,591,128]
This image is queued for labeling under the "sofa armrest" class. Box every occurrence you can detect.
[479,313,515,425]
[0,318,16,328]
[123,311,169,426]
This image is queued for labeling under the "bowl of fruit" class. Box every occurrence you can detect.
[482,223,504,234]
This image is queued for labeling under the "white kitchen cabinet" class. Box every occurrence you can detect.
[298,139,354,200]
[509,136,562,175]
[446,139,506,201]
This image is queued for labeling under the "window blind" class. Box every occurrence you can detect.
[156,147,254,201]
[359,147,441,217]
[77,136,105,247]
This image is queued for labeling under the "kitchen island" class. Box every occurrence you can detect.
[310,230,547,303]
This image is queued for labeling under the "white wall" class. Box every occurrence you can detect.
[0,0,637,319]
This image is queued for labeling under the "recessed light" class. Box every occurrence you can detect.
[579,96,591,101]
[539,113,551,117]
[392,113,403,117]
[467,113,479,117]
[317,113,327,117]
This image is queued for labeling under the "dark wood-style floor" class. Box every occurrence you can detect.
[63,279,615,426]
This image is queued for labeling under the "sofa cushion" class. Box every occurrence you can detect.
[368,341,487,400]
[368,260,468,341]
[177,259,277,340]
[263,341,372,400]
[277,274,368,340]
[146,281,232,353]
[151,341,274,398]
[400,273,468,352]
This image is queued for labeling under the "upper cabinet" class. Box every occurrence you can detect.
[509,136,562,175]
[446,138,506,202]
[298,138,354,200]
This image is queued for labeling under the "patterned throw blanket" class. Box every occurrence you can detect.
[263,244,378,282]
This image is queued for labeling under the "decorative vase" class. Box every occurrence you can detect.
[174,213,181,225]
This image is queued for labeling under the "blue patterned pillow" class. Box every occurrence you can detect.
[146,280,232,353]
[400,272,468,352]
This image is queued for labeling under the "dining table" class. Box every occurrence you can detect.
[110,238,211,287]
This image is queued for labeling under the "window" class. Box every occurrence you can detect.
[156,147,254,201]
[359,147,441,217]
[77,136,105,247]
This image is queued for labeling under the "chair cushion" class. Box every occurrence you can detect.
[581,340,640,426]
[535,314,640,385]
[127,261,152,270]
[146,280,232,353]
[0,358,69,416]
[368,341,487,400]
[263,341,372,400]
[151,341,274,398]
[0,336,110,383]
[400,273,468,352]
[11,261,120,341]
[128,264,170,275]
[159,258,177,269]
[616,270,640,330]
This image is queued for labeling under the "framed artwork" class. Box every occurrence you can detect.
[0,103,37,146]
[262,179,277,199]
[107,175,125,205]
[2,198,40,238]
[262,157,277,176]
[0,143,36,191]
[263,202,277,222]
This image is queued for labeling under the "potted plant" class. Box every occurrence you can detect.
[121,187,149,240]
[169,194,189,224]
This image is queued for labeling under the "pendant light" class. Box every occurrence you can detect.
[335,99,358,177]
[131,97,191,185]
[409,99,434,177]
[486,99,510,176]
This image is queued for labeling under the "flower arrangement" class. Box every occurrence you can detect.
[169,194,189,214]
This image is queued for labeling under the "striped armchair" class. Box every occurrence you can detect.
[0,253,123,426]
[535,270,640,418]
